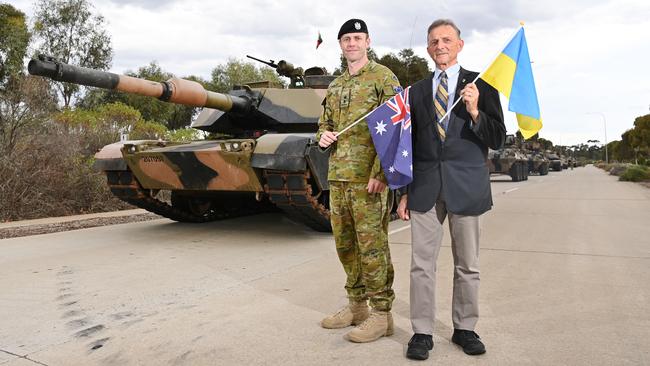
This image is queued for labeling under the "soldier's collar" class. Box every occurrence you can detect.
[345,60,375,79]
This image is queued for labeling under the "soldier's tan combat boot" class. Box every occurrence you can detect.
[320,300,369,329]
[345,309,394,343]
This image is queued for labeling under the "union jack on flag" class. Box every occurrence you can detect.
[365,86,413,189]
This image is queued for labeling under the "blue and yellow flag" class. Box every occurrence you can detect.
[481,27,541,139]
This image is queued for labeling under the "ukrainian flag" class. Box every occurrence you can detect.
[481,27,541,139]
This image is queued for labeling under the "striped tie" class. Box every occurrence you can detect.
[434,71,448,140]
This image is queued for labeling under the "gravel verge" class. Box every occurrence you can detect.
[0,213,161,239]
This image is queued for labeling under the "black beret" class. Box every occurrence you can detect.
[337,19,368,39]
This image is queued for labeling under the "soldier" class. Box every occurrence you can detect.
[317,18,402,343]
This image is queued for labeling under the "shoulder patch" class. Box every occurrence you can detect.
[394,86,403,93]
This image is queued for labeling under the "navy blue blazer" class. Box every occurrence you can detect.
[403,68,506,215]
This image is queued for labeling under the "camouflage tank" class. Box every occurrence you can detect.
[28,55,337,231]
[487,135,529,181]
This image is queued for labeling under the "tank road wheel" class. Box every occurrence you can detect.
[103,169,271,223]
[171,194,214,218]
[540,163,548,176]
[264,170,332,232]
[523,163,529,180]
[510,163,521,182]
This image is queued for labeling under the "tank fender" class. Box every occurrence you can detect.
[251,133,312,171]
[93,140,157,172]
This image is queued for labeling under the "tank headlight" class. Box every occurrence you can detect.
[232,142,240,150]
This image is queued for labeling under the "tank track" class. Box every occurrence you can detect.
[264,170,332,232]
[104,170,275,223]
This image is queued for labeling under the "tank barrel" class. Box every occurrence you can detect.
[28,55,250,112]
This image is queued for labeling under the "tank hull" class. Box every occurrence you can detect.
[94,135,333,232]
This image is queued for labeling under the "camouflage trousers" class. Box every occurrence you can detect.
[329,181,395,311]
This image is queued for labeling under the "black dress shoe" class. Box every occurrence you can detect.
[452,329,486,355]
[406,333,433,360]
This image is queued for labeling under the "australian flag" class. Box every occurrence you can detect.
[365,86,413,189]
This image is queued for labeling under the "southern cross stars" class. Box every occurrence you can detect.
[402,150,408,157]
[374,120,387,136]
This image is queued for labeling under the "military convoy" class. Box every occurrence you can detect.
[28,54,336,231]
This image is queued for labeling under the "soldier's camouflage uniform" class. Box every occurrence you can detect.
[317,60,401,311]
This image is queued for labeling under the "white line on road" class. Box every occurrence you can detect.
[389,224,411,235]
[504,187,519,194]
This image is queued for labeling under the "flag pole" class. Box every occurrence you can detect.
[435,23,524,124]
[336,109,375,136]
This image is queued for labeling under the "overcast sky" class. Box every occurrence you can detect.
[8,0,650,146]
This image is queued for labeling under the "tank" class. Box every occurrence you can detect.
[28,54,338,231]
[487,135,529,181]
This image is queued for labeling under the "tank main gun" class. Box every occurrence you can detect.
[28,54,253,113]
[246,55,305,88]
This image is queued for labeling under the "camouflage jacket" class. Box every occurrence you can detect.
[317,60,401,183]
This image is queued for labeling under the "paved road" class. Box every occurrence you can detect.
[1,166,648,365]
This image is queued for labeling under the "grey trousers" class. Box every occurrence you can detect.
[410,200,481,335]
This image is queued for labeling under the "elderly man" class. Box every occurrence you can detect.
[397,19,506,360]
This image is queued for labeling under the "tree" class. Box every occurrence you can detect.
[0,4,57,156]
[0,76,57,155]
[333,48,430,87]
[537,137,554,151]
[378,49,430,87]
[208,58,285,93]
[32,0,113,107]
[53,102,167,155]
[630,114,650,162]
[0,4,30,88]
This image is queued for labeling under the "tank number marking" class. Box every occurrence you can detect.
[142,156,164,163]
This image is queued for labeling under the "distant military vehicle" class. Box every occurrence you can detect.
[547,152,563,171]
[527,151,549,175]
[561,155,569,170]
[487,135,529,181]
[521,139,549,175]
[29,54,338,231]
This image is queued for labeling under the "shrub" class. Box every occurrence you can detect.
[0,126,131,221]
[619,166,650,182]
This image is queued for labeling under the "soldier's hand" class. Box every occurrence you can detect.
[319,131,338,148]
[367,178,386,194]
[397,194,410,220]
[461,83,480,122]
